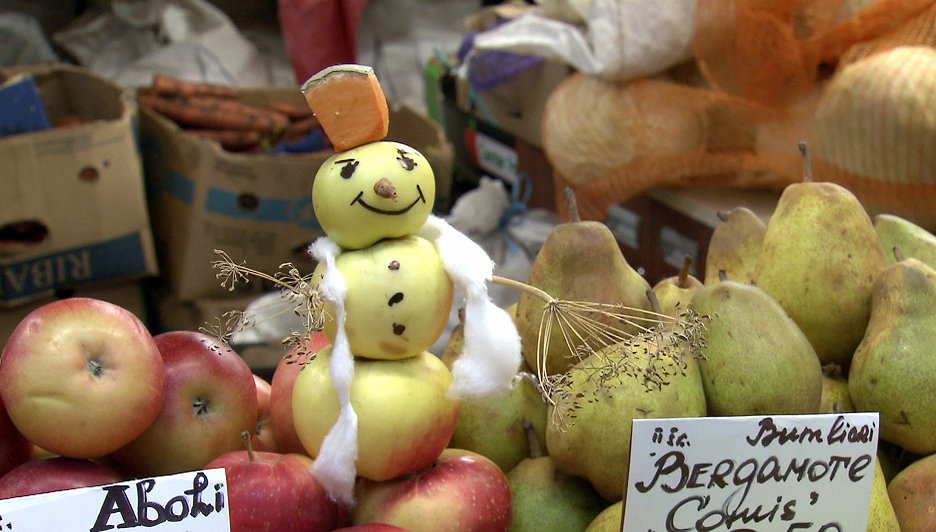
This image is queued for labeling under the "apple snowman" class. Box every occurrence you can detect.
[296,64,522,504]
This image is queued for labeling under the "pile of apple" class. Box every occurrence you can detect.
[0,297,355,530]
[0,293,522,532]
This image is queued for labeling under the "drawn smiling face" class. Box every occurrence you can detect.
[312,141,436,250]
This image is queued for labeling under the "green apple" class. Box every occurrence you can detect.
[312,141,435,250]
[313,235,453,360]
[292,347,459,481]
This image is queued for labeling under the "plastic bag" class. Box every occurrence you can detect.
[52,0,271,88]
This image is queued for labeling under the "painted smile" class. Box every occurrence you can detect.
[350,185,426,215]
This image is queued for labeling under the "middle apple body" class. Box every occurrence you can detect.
[313,235,453,360]
[292,347,459,481]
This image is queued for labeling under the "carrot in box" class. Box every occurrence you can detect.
[300,64,389,151]
[150,73,239,99]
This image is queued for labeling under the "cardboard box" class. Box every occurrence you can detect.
[0,64,159,306]
[142,91,454,302]
[0,280,150,350]
[607,187,779,285]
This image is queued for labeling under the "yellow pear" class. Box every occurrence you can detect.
[545,334,706,501]
[585,501,623,532]
[874,213,936,270]
[752,181,887,368]
[689,275,823,415]
[849,256,936,454]
[514,189,652,379]
[652,255,703,318]
[866,458,901,531]
[704,206,767,285]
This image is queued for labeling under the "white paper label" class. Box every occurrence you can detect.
[0,468,230,531]
[623,413,879,531]
[474,131,518,184]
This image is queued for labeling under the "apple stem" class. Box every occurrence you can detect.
[523,419,544,459]
[491,275,555,304]
[241,431,256,462]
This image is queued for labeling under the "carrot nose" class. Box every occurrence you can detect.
[374,178,397,199]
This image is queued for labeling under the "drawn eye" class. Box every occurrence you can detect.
[338,159,359,179]
[396,149,416,171]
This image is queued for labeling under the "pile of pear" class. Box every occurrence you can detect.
[439,181,936,531]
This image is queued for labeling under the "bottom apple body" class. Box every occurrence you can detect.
[0,457,123,499]
[292,348,459,481]
[206,448,341,531]
[353,448,512,532]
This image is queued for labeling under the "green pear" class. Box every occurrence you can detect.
[866,457,900,531]
[506,422,606,531]
[874,213,936,269]
[888,452,936,532]
[848,257,936,454]
[514,189,653,379]
[752,181,888,368]
[545,335,706,501]
[689,276,823,415]
[704,206,767,285]
[585,501,623,532]
[448,373,548,474]
[818,375,854,414]
[652,255,703,318]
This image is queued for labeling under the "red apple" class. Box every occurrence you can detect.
[110,331,258,478]
[269,331,330,454]
[0,297,166,459]
[205,433,341,531]
[0,400,32,477]
[0,457,123,499]
[353,448,512,531]
[252,374,278,453]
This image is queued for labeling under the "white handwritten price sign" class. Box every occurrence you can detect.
[0,468,230,531]
[623,413,879,532]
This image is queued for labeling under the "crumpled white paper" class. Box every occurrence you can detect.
[52,0,270,88]
[470,0,698,82]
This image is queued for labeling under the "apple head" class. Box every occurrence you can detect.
[206,445,340,532]
[353,448,512,532]
[270,332,330,454]
[0,297,166,459]
[312,235,453,360]
[0,456,123,499]
[110,330,258,478]
[292,348,459,481]
[312,140,435,250]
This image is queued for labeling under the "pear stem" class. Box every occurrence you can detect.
[798,141,813,183]
[645,288,662,315]
[491,275,555,304]
[241,431,256,462]
[523,419,544,459]
[893,246,905,262]
[678,255,693,288]
[564,188,582,223]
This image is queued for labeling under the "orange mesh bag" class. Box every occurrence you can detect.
[808,45,936,232]
[542,0,936,222]
[542,73,807,221]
